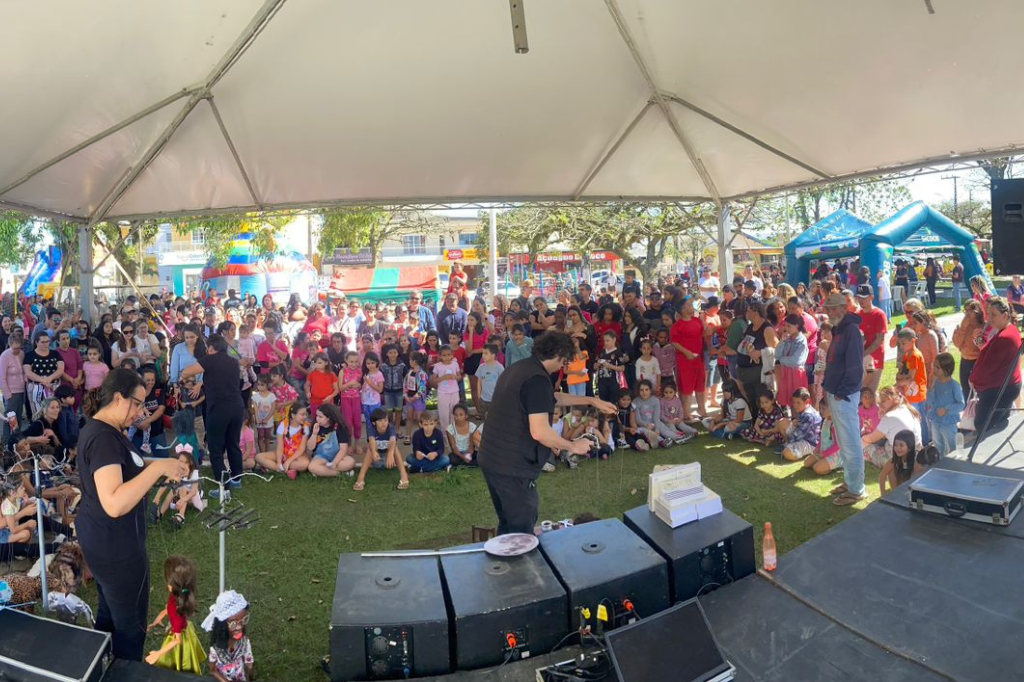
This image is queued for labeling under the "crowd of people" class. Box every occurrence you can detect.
[0,252,1021,667]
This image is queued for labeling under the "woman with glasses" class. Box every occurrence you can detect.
[77,369,188,661]
[23,331,64,419]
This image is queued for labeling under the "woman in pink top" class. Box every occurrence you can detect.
[0,334,26,440]
[56,329,85,409]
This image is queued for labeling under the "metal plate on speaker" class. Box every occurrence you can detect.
[484,533,538,557]
[375,573,402,589]
[581,540,606,554]
[485,561,511,576]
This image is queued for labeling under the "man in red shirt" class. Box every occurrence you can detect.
[670,298,707,420]
[856,284,888,393]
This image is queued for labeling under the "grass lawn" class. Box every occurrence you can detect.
[90,434,885,682]
[888,304,955,329]
[78,313,967,682]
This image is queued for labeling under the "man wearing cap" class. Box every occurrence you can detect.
[822,292,866,506]
[643,290,665,327]
[856,284,888,393]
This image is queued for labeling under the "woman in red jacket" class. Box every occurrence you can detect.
[970,296,1022,440]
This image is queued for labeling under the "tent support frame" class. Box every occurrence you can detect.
[717,204,734,284]
[0,88,195,200]
[661,93,831,180]
[603,0,722,205]
[573,101,654,201]
[208,98,264,210]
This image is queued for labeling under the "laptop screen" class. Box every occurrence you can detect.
[605,600,730,682]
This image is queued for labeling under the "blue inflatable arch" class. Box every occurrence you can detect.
[784,209,875,287]
[861,201,992,302]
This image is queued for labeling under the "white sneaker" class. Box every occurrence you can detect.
[542,462,556,473]
[674,434,694,445]
[636,440,650,452]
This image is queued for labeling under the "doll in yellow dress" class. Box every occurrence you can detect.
[145,555,206,674]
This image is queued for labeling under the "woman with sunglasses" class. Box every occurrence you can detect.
[77,369,188,661]
[111,325,144,370]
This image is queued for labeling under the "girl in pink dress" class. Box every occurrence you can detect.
[775,315,809,408]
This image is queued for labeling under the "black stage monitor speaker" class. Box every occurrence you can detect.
[605,599,735,682]
[623,505,755,602]
[539,519,670,631]
[101,659,205,682]
[0,608,110,682]
[440,542,568,669]
[991,178,1024,275]
[330,554,450,681]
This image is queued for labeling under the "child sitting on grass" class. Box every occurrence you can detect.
[634,379,691,446]
[407,412,449,474]
[613,390,654,451]
[880,429,918,495]
[741,388,786,446]
[659,382,697,443]
[354,408,409,491]
[582,409,614,460]
[859,387,880,436]
[799,398,840,475]
[703,381,750,439]
[780,388,823,463]
[446,403,479,467]
[254,403,311,479]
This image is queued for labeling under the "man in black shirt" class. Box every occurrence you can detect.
[181,335,245,488]
[577,283,600,320]
[479,332,615,535]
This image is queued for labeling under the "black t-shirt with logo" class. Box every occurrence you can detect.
[144,387,166,438]
[597,349,628,380]
[76,419,148,561]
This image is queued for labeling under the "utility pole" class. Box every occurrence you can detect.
[942,174,959,219]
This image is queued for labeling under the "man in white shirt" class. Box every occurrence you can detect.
[697,266,720,299]
[743,265,763,295]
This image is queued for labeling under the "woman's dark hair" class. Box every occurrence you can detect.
[164,555,198,619]
[533,331,575,363]
[361,351,381,375]
[892,429,917,486]
[180,323,207,358]
[317,403,350,444]
[623,307,647,336]
[206,334,229,354]
[216,321,235,335]
[746,300,766,320]
[86,368,145,417]
[469,311,485,335]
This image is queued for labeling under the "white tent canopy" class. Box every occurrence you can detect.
[2,0,1022,225]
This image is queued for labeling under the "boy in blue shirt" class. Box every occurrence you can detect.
[473,344,504,421]
[407,412,449,473]
[926,353,965,456]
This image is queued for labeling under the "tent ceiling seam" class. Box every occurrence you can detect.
[603,0,723,206]
[207,98,263,210]
[573,101,654,200]
[660,92,832,180]
[85,0,288,225]
[0,198,84,223]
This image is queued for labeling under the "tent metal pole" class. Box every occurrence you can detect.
[661,92,831,180]
[207,98,263,210]
[573,101,654,201]
[79,225,94,325]
[489,209,499,305]
[603,0,722,206]
[0,199,83,223]
[0,89,194,199]
[717,204,734,284]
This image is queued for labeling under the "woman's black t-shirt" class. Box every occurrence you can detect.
[76,418,148,561]
[23,349,60,381]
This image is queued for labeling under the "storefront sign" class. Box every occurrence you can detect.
[508,250,618,266]
[324,248,373,266]
[444,248,478,262]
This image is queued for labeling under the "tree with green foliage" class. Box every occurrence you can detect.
[318,208,441,267]
[168,212,294,267]
[0,212,44,270]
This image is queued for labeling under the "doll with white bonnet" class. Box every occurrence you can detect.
[202,590,254,682]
